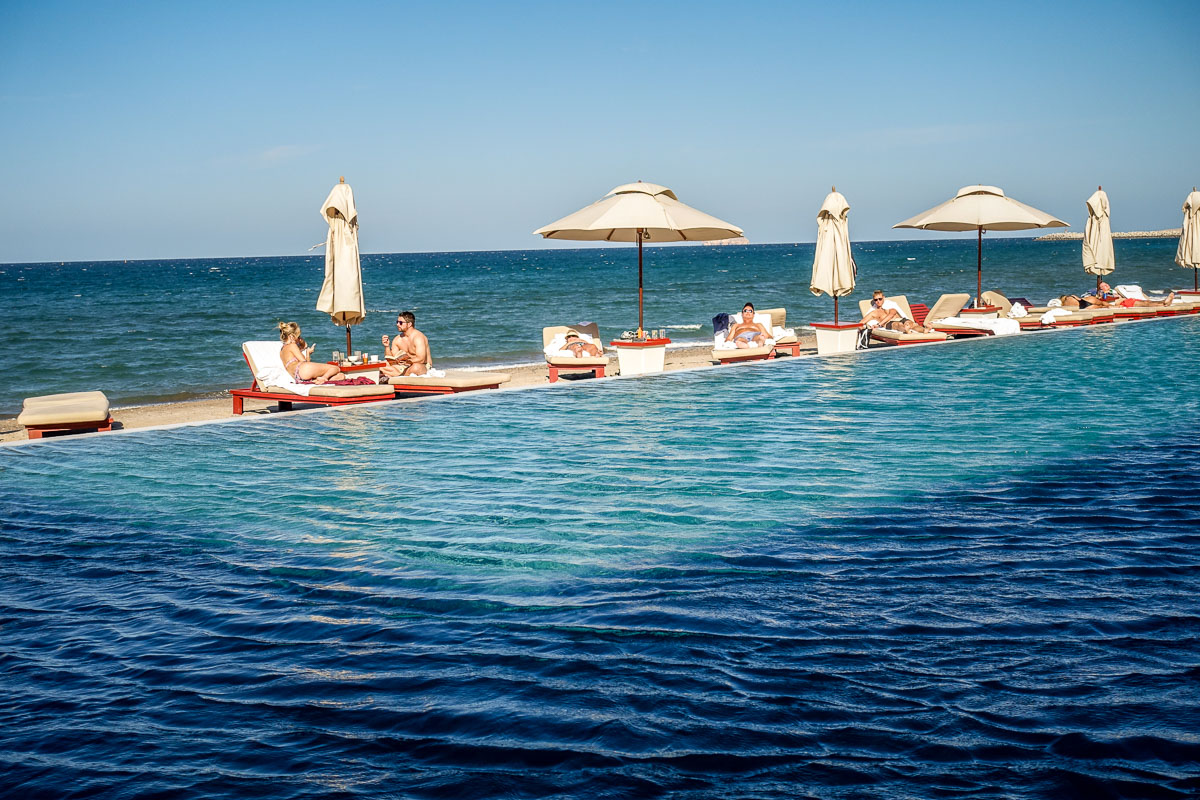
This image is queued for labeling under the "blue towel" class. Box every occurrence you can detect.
[712,312,731,336]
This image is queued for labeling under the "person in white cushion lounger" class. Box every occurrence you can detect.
[563,330,604,357]
[727,303,772,348]
[278,322,347,384]
[861,290,935,334]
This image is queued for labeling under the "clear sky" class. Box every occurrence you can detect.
[1,0,1196,263]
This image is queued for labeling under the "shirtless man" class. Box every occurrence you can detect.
[860,290,934,333]
[726,303,772,348]
[380,311,429,377]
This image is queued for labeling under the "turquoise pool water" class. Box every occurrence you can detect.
[2,317,1198,798]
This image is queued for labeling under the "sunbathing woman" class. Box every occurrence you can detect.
[726,303,772,348]
[278,321,346,384]
[1059,292,1175,309]
[563,331,603,357]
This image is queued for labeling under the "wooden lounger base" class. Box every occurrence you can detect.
[231,390,394,414]
[25,417,114,439]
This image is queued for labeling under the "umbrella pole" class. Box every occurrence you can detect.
[345,325,351,356]
[638,229,645,336]
[833,295,839,325]
[976,226,983,307]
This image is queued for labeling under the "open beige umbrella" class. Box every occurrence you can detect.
[534,181,743,335]
[1177,188,1200,292]
[1083,187,1114,289]
[894,184,1067,306]
[316,177,364,354]
[810,187,856,323]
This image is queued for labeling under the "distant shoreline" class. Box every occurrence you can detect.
[1036,229,1181,241]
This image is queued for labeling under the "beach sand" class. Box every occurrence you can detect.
[0,338,818,444]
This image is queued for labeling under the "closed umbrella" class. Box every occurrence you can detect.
[810,187,856,324]
[1083,187,1115,288]
[894,185,1068,306]
[534,181,743,335]
[316,177,364,355]
[1177,188,1200,292]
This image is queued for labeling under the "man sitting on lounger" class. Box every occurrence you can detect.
[726,303,772,348]
[380,311,429,377]
[860,290,935,333]
[563,330,603,357]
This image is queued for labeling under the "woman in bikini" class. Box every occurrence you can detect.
[562,331,603,357]
[1060,292,1175,310]
[278,321,346,385]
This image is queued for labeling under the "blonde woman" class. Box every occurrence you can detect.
[278,322,345,384]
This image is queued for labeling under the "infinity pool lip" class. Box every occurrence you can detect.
[1,313,1192,449]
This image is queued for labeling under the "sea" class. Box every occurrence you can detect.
[2,238,1199,799]
[0,237,1189,418]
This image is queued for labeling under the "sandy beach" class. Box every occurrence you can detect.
[0,339,817,444]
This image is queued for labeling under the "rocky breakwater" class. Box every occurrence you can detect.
[1036,228,1182,241]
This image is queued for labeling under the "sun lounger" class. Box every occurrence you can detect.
[854,295,949,345]
[385,369,511,395]
[231,341,394,414]
[543,323,610,383]
[916,293,1002,337]
[759,308,802,356]
[711,308,798,363]
[17,391,113,439]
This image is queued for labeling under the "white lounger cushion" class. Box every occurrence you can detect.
[387,370,511,388]
[18,391,110,426]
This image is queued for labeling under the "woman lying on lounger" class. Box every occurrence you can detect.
[278,321,347,385]
[1059,292,1175,309]
[562,330,603,357]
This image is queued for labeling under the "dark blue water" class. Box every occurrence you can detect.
[2,318,1198,798]
[0,237,1187,417]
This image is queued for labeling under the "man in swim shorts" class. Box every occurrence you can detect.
[380,311,430,377]
[725,303,772,348]
[860,290,935,333]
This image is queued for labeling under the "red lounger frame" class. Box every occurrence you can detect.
[25,417,114,439]
[230,354,393,414]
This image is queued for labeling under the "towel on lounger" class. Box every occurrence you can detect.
[1040,308,1073,324]
[1007,302,1027,318]
[255,364,313,396]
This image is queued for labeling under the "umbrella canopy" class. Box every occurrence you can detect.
[534,181,743,333]
[894,185,1067,305]
[1177,189,1200,291]
[1083,188,1115,283]
[316,179,364,353]
[810,189,857,323]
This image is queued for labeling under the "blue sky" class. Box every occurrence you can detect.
[1,0,1196,262]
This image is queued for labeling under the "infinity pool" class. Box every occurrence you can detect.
[2,318,1198,798]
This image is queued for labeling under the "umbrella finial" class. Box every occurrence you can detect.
[831,185,836,192]
[339,176,345,183]
[1098,185,1102,191]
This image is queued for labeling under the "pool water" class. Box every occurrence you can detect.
[2,317,1198,798]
